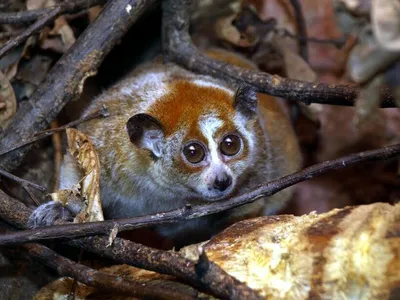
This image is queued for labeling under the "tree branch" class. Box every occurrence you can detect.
[0,7,62,60]
[0,0,107,25]
[0,0,156,173]
[0,191,262,300]
[0,106,109,157]
[0,167,46,191]
[161,0,396,107]
[0,143,398,246]
[23,242,201,300]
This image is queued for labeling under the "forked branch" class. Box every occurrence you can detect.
[161,0,396,107]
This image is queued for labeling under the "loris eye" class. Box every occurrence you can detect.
[220,134,242,156]
[183,142,206,164]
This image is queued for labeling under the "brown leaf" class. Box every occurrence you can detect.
[215,13,259,48]
[49,184,81,207]
[48,16,76,52]
[0,70,17,129]
[66,128,104,223]
[107,224,119,247]
[29,0,76,53]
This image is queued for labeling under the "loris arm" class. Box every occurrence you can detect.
[28,153,83,227]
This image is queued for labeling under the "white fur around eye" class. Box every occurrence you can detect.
[199,114,224,164]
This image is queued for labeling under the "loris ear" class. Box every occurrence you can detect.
[233,85,258,119]
[126,113,164,157]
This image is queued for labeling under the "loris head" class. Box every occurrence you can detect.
[126,80,260,201]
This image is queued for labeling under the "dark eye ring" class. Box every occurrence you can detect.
[220,134,242,156]
[183,142,206,164]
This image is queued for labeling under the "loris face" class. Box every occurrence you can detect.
[126,79,259,201]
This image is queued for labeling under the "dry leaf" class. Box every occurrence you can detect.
[372,0,400,51]
[49,183,84,216]
[48,15,76,52]
[29,0,76,53]
[0,70,17,129]
[107,224,119,247]
[66,128,104,223]
[215,13,259,47]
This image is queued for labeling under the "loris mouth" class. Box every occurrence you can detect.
[200,188,235,202]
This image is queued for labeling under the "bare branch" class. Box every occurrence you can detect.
[0,167,46,191]
[0,191,262,300]
[1,143,398,246]
[161,0,396,107]
[0,0,157,173]
[23,242,201,300]
[0,0,107,25]
[0,7,62,60]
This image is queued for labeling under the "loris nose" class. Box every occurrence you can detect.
[213,175,232,191]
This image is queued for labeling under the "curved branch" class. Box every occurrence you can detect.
[0,0,107,24]
[161,0,396,107]
[1,143,399,246]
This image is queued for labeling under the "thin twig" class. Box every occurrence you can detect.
[23,242,199,300]
[35,105,109,137]
[288,0,308,61]
[0,190,262,300]
[0,106,109,158]
[0,0,107,25]
[1,143,398,246]
[0,168,46,192]
[162,0,396,107]
[22,185,41,206]
[0,7,62,60]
